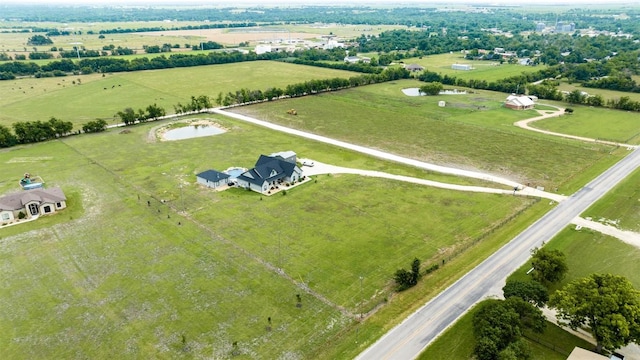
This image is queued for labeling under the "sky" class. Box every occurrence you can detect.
[3,0,635,5]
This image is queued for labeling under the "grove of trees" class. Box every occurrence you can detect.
[550,273,640,354]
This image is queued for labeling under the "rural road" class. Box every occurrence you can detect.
[356,146,640,360]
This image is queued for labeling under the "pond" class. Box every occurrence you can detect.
[163,124,226,141]
[402,88,468,97]
[402,88,423,96]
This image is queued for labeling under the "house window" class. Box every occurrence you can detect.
[43,206,52,214]
[1,213,10,221]
[56,202,62,208]
[28,203,39,216]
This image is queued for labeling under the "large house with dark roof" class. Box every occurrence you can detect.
[236,154,303,194]
[0,187,67,223]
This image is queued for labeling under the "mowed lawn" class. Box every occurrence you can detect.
[0,114,535,358]
[533,105,640,145]
[230,79,619,191]
[0,61,357,127]
[581,168,640,232]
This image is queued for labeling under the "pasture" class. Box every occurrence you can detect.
[0,113,538,359]
[0,61,357,127]
[230,79,621,191]
[533,105,640,145]
[400,52,546,81]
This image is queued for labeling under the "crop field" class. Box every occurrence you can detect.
[0,112,539,359]
[230,79,621,191]
[400,53,546,81]
[0,61,357,127]
[533,105,640,145]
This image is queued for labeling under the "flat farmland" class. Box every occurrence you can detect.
[533,105,640,144]
[558,82,640,103]
[0,113,537,359]
[401,52,546,81]
[0,61,357,127]
[230,79,620,191]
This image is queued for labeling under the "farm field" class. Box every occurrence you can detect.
[0,22,402,59]
[400,52,546,81]
[533,105,640,145]
[230,79,622,192]
[0,61,357,127]
[0,113,539,359]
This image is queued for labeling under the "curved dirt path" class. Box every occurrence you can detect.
[300,159,566,202]
[514,106,639,149]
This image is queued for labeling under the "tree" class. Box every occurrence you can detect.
[394,269,414,291]
[116,108,137,125]
[550,273,640,354]
[27,35,53,46]
[530,247,568,284]
[503,279,549,307]
[82,119,108,133]
[474,298,544,360]
[145,103,166,120]
[419,82,443,95]
[0,124,17,148]
[410,257,421,285]
[48,117,73,137]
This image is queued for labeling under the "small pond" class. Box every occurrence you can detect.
[163,124,226,141]
[402,88,468,97]
[402,88,423,96]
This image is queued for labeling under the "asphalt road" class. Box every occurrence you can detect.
[356,147,640,360]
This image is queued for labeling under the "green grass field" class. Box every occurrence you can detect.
[400,53,546,81]
[581,168,640,232]
[0,113,540,359]
[533,105,640,144]
[0,61,357,127]
[231,79,621,191]
[558,82,640,103]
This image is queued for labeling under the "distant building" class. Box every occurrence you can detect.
[504,95,535,110]
[451,63,473,71]
[405,64,424,72]
[536,22,546,32]
[254,44,272,55]
[344,56,361,63]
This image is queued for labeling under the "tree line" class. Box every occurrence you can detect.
[214,67,410,107]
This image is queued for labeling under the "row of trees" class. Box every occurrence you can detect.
[115,103,166,125]
[0,117,72,147]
